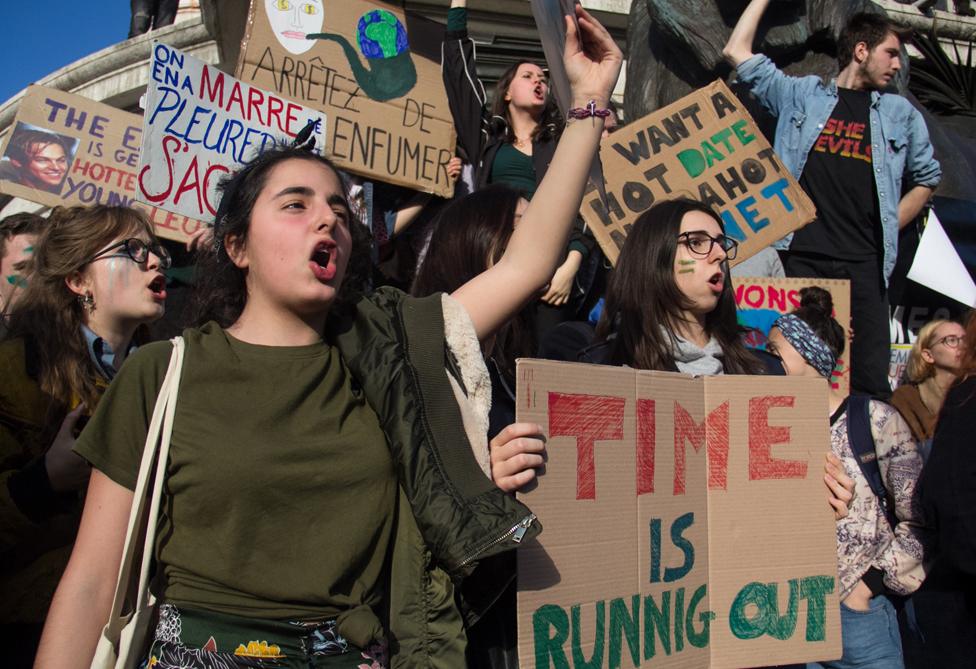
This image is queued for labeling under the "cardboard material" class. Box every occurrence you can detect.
[516,359,841,668]
[139,42,326,222]
[581,81,816,266]
[733,277,851,394]
[0,85,206,243]
[236,0,456,197]
[907,209,976,307]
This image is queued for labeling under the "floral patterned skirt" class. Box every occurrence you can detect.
[143,604,387,669]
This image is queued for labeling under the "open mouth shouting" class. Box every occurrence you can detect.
[707,271,725,294]
[309,241,336,282]
[148,274,167,301]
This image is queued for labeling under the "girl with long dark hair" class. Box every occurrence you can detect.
[36,10,622,667]
[411,185,532,437]
[442,0,595,333]
[588,198,761,374]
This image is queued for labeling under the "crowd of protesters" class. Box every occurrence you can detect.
[0,1,973,668]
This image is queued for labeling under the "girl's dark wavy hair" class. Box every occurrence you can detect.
[596,198,761,375]
[411,185,533,380]
[187,147,372,328]
[789,286,846,359]
[489,60,563,144]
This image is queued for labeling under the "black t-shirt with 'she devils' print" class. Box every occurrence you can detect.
[791,88,883,259]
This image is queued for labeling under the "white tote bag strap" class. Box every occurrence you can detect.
[102,336,185,638]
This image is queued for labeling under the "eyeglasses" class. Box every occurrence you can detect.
[934,335,966,349]
[677,231,738,260]
[88,238,172,270]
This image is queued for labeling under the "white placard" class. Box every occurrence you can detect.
[907,210,976,307]
[138,42,326,221]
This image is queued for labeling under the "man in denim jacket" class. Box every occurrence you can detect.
[724,0,941,398]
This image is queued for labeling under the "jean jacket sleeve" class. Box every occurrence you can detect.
[735,54,811,118]
[903,107,941,189]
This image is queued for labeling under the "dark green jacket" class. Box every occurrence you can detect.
[329,288,540,667]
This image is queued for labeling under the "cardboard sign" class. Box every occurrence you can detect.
[139,42,326,222]
[0,85,206,243]
[582,80,816,266]
[236,0,456,197]
[516,360,842,668]
[733,277,851,393]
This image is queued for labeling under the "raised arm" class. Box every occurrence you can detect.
[442,0,487,164]
[451,5,623,341]
[722,0,772,67]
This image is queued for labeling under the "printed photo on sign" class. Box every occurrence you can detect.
[0,85,207,243]
[236,0,457,196]
[138,42,326,222]
[0,122,79,196]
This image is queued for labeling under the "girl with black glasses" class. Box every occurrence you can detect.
[0,205,167,665]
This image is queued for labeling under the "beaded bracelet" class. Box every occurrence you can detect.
[567,100,611,120]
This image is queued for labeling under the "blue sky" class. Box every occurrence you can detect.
[0,3,131,104]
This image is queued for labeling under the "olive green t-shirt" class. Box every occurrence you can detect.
[75,323,395,637]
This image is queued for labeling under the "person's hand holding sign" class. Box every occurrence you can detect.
[490,423,547,493]
[824,451,855,520]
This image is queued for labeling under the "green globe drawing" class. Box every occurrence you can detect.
[356,9,409,60]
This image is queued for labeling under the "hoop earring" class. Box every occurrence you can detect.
[79,291,95,314]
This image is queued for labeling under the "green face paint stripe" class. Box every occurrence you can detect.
[678,268,695,274]
[678,259,696,266]
[23,246,33,253]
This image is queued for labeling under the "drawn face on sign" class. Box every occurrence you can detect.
[265,0,324,55]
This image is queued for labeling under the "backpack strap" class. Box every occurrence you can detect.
[846,395,898,530]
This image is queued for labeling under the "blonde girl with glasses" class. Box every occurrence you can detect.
[890,318,966,458]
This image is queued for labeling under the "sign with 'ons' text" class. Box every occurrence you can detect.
[733,277,851,394]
